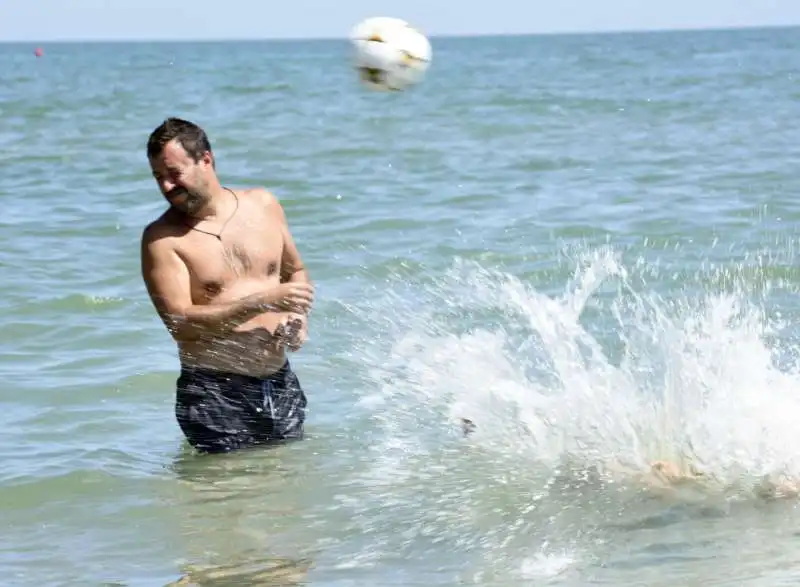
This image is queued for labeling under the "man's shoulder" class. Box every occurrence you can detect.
[238,187,288,223]
[141,211,182,248]
[239,186,281,208]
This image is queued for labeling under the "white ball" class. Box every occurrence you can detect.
[349,17,432,91]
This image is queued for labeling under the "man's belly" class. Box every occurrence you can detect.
[178,328,289,376]
[180,279,295,376]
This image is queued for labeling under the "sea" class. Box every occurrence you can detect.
[2,25,800,586]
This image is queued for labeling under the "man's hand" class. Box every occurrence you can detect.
[268,282,315,313]
[273,313,308,352]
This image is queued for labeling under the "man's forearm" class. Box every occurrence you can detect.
[165,293,267,340]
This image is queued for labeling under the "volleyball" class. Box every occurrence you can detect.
[349,17,432,91]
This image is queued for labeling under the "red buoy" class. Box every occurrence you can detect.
[34,47,43,57]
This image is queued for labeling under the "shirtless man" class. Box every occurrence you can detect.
[140,117,315,454]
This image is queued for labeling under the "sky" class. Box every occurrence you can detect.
[2,0,799,42]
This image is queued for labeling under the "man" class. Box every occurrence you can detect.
[140,117,315,454]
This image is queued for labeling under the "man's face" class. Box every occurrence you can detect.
[149,139,213,215]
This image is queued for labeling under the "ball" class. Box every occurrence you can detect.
[349,17,432,91]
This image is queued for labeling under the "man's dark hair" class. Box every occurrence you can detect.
[147,117,213,163]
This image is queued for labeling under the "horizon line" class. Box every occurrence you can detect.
[2,21,798,44]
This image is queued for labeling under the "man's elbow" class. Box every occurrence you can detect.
[162,313,203,343]
[169,327,202,344]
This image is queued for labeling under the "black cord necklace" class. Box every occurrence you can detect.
[182,187,239,241]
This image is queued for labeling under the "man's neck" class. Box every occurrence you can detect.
[192,184,231,220]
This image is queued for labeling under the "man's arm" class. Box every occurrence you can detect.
[262,190,312,351]
[265,191,310,286]
[140,226,272,342]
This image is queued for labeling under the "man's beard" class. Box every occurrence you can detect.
[168,188,208,216]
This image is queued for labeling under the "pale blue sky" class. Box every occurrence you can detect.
[2,0,799,42]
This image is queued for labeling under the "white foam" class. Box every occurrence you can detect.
[354,248,800,492]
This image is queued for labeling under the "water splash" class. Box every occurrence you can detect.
[353,247,800,494]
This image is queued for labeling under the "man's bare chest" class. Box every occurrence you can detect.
[178,221,284,300]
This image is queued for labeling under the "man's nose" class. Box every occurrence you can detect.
[161,179,176,194]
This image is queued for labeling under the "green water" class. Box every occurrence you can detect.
[3,27,800,586]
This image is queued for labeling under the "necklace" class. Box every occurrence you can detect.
[182,187,239,241]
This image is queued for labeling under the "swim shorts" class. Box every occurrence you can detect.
[174,360,307,453]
